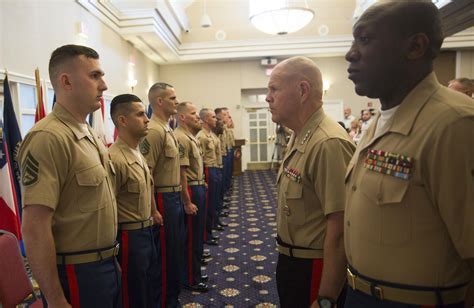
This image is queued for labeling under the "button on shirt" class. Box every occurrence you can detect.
[345,73,474,287]
[175,127,204,181]
[110,137,153,223]
[141,115,181,187]
[19,103,117,253]
[277,108,355,252]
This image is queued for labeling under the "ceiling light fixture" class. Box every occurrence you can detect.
[249,0,314,35]
[201,0,212,28]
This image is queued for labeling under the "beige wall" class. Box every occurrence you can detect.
[0,0,159,102]
[160,57,372,138]
[457,51,474,78]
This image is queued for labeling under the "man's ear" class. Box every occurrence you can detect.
[406,33,430,60]
[59,73,72,91]
[299,80,311,102]
[117,115,127,128]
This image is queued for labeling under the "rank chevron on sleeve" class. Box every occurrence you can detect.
[22,151,39,186]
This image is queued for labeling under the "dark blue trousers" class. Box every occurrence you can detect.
[154,191,184,308]
[182,185,206,286]
[56,257,122,308]
[226,148,233,191]
[214,167,224,220]
[204,167,219,240]
[344,286,464,308]
[117,226,159,308]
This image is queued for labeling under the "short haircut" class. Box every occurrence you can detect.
[110,94,142,127]
[214,108,223,117]
[148,82,174,104]
[49,44,99,89]
[199,108,211,121]
[362,2,443,60]
[177,101,192,114]
[449,78,473,88]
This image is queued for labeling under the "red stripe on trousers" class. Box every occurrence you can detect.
[121,230,130,308]
[65,264,80,308]
[309,258,324,305]
[187,186,193,285]
[203,167,209,241]
[156,192,167,308]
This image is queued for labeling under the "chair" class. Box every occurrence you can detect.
[0,230,36,308]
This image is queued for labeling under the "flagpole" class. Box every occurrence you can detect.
[35,68,42,115]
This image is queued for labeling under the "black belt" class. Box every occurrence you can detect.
[119,219,153,231]
[276,236,323,258]
[57,243,120,265]
[347,264,468,305]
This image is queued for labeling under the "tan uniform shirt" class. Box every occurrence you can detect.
[141,115,180,187]
[19,103,117,253]
[197,129,219,167]
[277,108,355,256]
[219,128,228,156]
[227,128,235,148]
[175,127,204,181]
[110,137,153,223]
[345,73,474,287]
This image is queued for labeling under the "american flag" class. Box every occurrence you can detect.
[0,76,22,239]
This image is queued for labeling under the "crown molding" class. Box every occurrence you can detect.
[77,0,474,65]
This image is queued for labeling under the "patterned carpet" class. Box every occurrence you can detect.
[181,170,279,307]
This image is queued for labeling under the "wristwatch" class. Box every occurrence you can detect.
[317,297,336,308]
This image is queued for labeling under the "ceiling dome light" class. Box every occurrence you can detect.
[249,0,314,35]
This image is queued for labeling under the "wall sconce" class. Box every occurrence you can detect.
[76,21,89,39]
[128,79,138,92]
[323,79,331,95]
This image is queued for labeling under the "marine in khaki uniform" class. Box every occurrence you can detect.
[19,45,120,308]
[109,94,162,308]
[141,82,184,308]
[175,102,209,292]
[196,109,221,246]
[344,2,474,307]
[266,56,355,308]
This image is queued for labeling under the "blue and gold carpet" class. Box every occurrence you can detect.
[181,170,279,307]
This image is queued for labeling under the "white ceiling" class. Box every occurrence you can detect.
[77,0,474,65]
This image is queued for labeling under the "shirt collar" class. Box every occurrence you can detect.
[52,103,90,140]
[292,107,326,153]
[359,72,440,151]
[115,137,142,165]
[151,115,172,132]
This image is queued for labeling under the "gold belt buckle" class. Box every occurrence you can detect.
[372,285,384,300]
[113,243,120,256]
[347,268,357,290]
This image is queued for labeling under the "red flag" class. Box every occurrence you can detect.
[34,68,46,123]
[1,75,22,239]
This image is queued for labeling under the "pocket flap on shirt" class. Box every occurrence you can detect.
[285,182,303,199]
[75,165,106,187]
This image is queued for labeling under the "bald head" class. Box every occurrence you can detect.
[275,56,323,100]
[358,1,443,60]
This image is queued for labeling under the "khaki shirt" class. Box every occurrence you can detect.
[110,137,153,223]
[197,129,219,167]
[175,126,204,181]
[277,108,355,254]
[345,73,474,287]
[19,104,117,253]
[219,128,228,156]
[227,128,235,148]
[141,115,180,187]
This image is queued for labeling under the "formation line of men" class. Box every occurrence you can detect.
[19,46,235,307]
[17,2,473,308]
